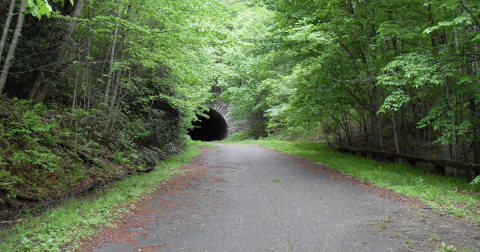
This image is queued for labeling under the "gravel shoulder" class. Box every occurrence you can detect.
[80,143,480,252]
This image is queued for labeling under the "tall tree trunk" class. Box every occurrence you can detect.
[71,66,80,125]
[106,3,131,129]
[0,0,26,94]
[28,0,88,102]
[345,115,352,146]
[471,98,480,164]
[411,102,420,155]
[401,105,408,154]
[421,100,427,156]
[29,72,44,100]
[444,77,456,161]
[361,107,368,148]
[453,26,463,161]
[370,114,376,149]
[115,69,130,112]
[474,24,479,78]
[461,96,469,163]
[86,6,92,112]
[58,0,88,58]
[474,24,480,165]
[367,86,377,149]
[466,46,476,163]
[374,85,384,151]
[104,2,122,104]
[0,0,16,62]
[391,110,400,154]
[428,123,431,157]
[443,132,452,161]
[453,26,462,75]
[107,68,124,129]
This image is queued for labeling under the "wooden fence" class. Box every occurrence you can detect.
[339,147,480,182]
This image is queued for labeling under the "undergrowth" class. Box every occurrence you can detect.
[223,139,480,222]
[0,98,104,204]
[0,97,185,204]
[0,140,206,252]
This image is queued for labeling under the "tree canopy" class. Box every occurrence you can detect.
[217,0,480,165]
[1,0,479,166]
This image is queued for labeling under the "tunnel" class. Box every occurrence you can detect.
[188,109,228,141]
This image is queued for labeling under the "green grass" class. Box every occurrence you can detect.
[0,140,207,252]
[436,242,477,252]
[222,139,480,222]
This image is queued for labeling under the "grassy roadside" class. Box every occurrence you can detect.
[0,140,209,252]
[222,139,480,222]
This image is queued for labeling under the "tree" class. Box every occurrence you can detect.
[0,0,16,63]
[0,0,27,94]
[0,0,78,95]
[28,0,88,103]
[218,0,480,165]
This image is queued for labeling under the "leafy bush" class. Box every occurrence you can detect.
[0,98,106,201]
[471,175,480,188]
[0,170,24,203]
[1,99,63,175]
[0,94,187,204]
[110,151,133,165]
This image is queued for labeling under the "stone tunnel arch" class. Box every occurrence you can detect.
[188,101,250,141]
[188,108,228,141]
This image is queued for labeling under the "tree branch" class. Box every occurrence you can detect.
[460,1,479,26]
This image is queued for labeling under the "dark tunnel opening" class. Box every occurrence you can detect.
[188,109,228,141]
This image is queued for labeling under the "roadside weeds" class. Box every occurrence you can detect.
[0,141,209,252]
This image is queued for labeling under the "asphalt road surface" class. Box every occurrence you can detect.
[86,143,479,252]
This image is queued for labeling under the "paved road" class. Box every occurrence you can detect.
[88,143,473,252]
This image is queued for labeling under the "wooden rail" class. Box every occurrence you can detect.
[339,147,480,181]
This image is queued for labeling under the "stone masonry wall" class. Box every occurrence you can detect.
[207,100,248,138]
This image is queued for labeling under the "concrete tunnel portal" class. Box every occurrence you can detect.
[188,109,228,141]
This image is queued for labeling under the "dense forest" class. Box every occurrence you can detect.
[0,0,233,204]
[218,0,480,165]
[0,0,480,205]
